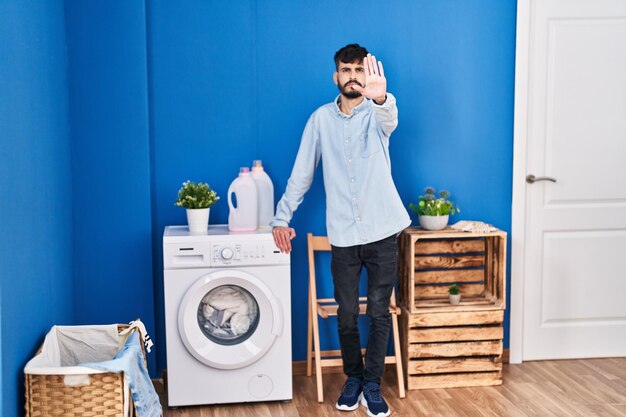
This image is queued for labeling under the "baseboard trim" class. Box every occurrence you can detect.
[293,349,510,376]
[160,350,510,378]
[292,361,344,376]
[502,348,510,364]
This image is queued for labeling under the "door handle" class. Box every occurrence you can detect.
[526,174,557,184]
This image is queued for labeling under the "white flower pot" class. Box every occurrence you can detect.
[186,208,210,233]
[449,294,461,305]
[418,214,449,231]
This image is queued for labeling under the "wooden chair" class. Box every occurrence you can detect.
[305,233,406,403]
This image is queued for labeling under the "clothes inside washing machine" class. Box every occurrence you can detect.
[197,285,260,346]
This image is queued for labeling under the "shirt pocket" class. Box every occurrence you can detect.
[359,131,383,158]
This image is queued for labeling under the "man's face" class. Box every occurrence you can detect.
[334,60,366,99]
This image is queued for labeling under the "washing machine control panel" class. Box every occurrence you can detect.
[211,241,287,266]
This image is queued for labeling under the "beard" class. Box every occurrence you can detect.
[339,80,363,99]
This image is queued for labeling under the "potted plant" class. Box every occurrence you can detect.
[448,283,461,305]
[176,181,220,233]
[409,187,460,231]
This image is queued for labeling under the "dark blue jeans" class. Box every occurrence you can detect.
[330,233,398,383]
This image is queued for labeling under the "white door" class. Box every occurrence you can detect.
[511,0,626,361]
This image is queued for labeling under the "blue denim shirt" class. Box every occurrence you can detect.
[271,93,410,247]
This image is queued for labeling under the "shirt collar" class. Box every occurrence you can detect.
[334,94,369,118]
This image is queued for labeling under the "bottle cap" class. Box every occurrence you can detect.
[239,167,250,174]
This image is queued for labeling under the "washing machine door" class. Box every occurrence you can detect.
[178,269,283,370]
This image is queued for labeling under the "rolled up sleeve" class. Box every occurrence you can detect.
[371,92,398,138]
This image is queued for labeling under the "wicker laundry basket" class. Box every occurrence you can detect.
[24,324,146,417]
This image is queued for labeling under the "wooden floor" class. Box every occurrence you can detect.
[156,358,626,417]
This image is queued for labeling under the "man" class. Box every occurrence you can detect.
[270,44,410,417]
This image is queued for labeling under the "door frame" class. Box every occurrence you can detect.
[510,0,533,364]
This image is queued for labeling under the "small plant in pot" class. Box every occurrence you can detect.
[176,181,219,233]
[409,187,460,231]
[448,283,461,305]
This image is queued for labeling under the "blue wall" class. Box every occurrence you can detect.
[0,3,516,412]
[148,0,516,371]
[0,1,75,416]
[0,287,2,414]
[64,0,157,374]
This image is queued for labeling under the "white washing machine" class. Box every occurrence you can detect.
[163,225,292,406]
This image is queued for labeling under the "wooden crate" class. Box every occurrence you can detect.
[397,227,507,389]
[398,227,507,314]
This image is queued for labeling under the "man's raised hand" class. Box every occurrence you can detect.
[351,53,387,104]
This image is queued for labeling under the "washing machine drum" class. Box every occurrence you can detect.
[178,269,283,370]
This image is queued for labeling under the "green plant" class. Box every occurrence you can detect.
[409,187,460,216]
[449,283,460,295]
[175,181,219,209]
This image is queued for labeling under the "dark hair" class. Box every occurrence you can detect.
[334,44,368,69]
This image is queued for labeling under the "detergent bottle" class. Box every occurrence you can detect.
[228,167,258,232]
[251,160,274,228]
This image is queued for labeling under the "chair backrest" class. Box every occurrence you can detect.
[307,233,331,253]
[307,233,331,305]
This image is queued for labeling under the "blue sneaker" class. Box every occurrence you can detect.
[361,381,390,417]
[335,377,363,411]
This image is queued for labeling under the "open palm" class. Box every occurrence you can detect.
[352,53,387,103]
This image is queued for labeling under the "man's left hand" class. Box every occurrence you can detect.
[351,53,387,104]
